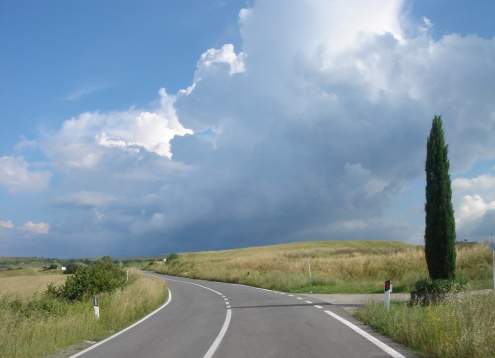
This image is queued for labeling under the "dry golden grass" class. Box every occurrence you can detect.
[356,291,495,358]
[0,274,67,299]
[0,270,167,358]
[152,240,492,293]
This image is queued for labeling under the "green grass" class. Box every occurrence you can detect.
[0,271,167,358]
[355,292,495,358]
[150,240,492,293]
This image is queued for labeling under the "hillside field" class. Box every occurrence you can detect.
[151,240,492,293]
[0,268,67,299]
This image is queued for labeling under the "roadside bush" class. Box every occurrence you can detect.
[410,278,466,305]
[48,257,126,301]
[63,263,81,275]
[166,253,179,262]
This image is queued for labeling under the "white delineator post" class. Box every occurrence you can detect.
[384,280,392,311]
[93,296,100,320]
[308,261,313,294]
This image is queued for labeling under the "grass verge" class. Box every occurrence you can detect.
[0,271,167,358]
[150,240,491,293]
[355,292,495,358]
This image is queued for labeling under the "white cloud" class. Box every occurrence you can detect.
[55,191,116,208]
[453,175,495,200]
[44,89,192,169]
[63,83,109,101]
[8,0,495,254]
[456,195,495,227]
[0,220,14,230]
[198,44,246,75]
[0,156,51,192]
[166,0,495,245]
[45,89,192,169]
[23,221,50,235]
[453,175,495,237]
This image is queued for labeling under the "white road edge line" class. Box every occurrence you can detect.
[164,276,232,358]
[203,308,232,358]
[68,288,172,358]
[324,310,406,358]
[305,300,313,304]
[165,277,225,297]
[314,305,323,309]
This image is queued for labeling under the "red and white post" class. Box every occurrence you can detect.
[384,280,392,311]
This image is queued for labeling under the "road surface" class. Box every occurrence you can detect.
[71,273,416,358]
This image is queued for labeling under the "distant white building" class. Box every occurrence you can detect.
[163,258,167,263]
[61,266,67,271]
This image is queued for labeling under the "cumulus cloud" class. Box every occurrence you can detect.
[453,175,495,239]
[0,220,14,230]
[0,156,51,192]
[23,221,50,235]
[165,0,495,246]
[11,0,495,255]
[44,89,192,169]
[198,44,246,75]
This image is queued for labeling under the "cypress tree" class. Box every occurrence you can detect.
[425,115,456,280]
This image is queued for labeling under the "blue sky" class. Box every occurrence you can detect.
[0,0,246,153]
[1,0,495,257]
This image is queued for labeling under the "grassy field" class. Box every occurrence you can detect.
[0,270,167,358]
[356,292,495,358]
[0,268,67,299]
[151,240,492,293]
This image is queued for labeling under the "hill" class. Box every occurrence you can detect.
[151,240,492,293]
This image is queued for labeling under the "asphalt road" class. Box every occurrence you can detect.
[71,273,416,358]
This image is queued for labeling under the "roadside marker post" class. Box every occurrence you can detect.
[384,280,392,311]
[308,261,313,293]
[92,296,100,320]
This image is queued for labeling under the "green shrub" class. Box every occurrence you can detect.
[166,253,179,262]
[63,263,82,275]
[411,278,466,305]
[48,257,126,301]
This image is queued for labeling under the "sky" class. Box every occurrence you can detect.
[1,0,495,257]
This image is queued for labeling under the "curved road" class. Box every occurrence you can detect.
[71,273,416,358]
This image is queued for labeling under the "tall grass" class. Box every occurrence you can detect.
[0,274,67,299]
[0,271,167,358]
[151,240,491,293]
[355,292,495,358]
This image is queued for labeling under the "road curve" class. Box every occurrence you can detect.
[73,273,416,358]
